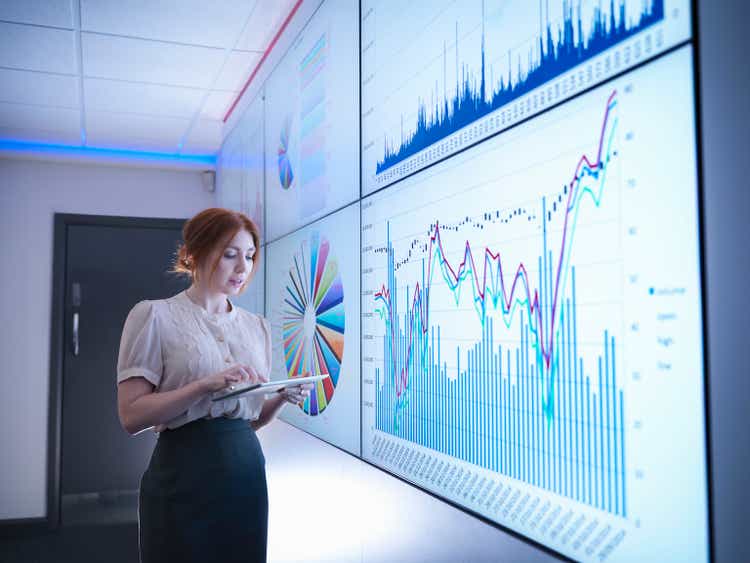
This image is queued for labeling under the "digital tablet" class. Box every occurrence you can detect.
[211,374,329,401]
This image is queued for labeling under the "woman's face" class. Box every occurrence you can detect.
[201,229,256,295]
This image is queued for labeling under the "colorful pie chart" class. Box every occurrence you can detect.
[281,232,344,416]
[277,116,294,190]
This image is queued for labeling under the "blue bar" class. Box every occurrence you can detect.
[485,322,490,470]
[520,320,526,482]
[482,333,487,469]
[471,347,475,464]
[554,361,559,495]
[587,376,592,505]
[433,355,437,452]
[566,299,573,499]
[506,356,510,475]
[437,351,441,454]
[611,335,618,516]
[605,331,612,514]
[562,306,569,498]
[473,347,478,465]
[506,349,511,475]
[475,347,480,465]
[441,352,445,455]
[599,360,605,511]
[523,317,530,485]
[573,340,584,502]
[494,338,499,472]
[515,348,520,479]
[544,364,549,491]
[464,350,468,464]
[620,390,626,517]
[490,319,495,472]
[424,332,428,452]
[593,392,601,508]
[451,368,456,458]
[501,356,506,474]
[479,345,482,467]
[479,327,484,469]
[530,323,537,487]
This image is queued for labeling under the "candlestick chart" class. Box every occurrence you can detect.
[375,89,624,513]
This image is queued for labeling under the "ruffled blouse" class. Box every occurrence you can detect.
[117,290,270,431]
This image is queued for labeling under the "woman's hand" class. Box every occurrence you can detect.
[278,371,315,405]
[278,383,314,405]
[199,364,268,394]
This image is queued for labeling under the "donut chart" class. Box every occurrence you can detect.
[281,231,344,415]
[277,115,294,189]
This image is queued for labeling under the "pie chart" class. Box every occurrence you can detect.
[281,231,344,415]
[277,115,294,189]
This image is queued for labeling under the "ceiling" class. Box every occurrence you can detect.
[0,0,297,157]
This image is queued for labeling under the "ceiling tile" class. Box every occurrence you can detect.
[0,102,80,134]
[181,118,223,155]
[86,111,190,148]
[0,22,77,74]
[0,0,74,28]
[0,126,81,145]
[81,33,226,89]
[213,50,262,92]
[84,78,204,118]
[236,0,296,51]
[0,68,78,108]
[81,0,258,49]
[202,90,235,121]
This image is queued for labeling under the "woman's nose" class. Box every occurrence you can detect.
[235,259,246,273]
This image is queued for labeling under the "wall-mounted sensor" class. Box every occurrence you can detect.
[201,170,216,193]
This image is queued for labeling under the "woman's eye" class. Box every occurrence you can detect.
[245,255,254,261]
[224,253,237,259]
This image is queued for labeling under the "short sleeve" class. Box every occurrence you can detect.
[117,300,163,387]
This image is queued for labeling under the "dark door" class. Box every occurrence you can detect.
[60,219,188,523]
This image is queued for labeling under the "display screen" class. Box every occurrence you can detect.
[264,0,359,242]
[266,203,361,455]
[217,94,265,314]
[361,43,708,562]
[361,0,691,194]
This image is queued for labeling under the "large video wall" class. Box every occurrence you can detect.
[217,1,710,561]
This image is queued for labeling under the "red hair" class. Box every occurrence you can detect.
[173,208,261,293]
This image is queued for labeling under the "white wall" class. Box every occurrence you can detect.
[0,158,215,520]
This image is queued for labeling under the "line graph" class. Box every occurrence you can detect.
[361,46,708,561]
[373,91,625,513]
[361,0,691,193]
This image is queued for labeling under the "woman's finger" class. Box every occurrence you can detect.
[247,365,269,384]
[236,365,251,381]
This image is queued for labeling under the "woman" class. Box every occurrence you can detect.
[116,208,311,563]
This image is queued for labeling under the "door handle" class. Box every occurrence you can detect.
[72,312,79,356]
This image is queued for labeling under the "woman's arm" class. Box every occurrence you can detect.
[118,365,254,435]
[250,394,286,431]
[117,377,208,435]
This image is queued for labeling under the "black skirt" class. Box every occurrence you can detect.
[138,417,268,563]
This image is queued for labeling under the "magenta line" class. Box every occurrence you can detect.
[374,91,618,401]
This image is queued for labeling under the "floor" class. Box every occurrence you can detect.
[0,493,140,563]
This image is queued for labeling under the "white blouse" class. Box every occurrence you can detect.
[117,290,270,431]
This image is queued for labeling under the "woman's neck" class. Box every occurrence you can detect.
[185,283,230,314]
